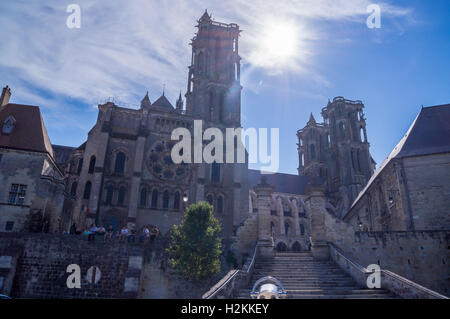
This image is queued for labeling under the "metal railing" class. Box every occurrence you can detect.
[202,242,257,299]
[328,242,448,299]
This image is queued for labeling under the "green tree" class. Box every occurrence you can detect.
[167,202,222,282]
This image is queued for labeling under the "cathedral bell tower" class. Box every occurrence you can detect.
[297,113,330,180]
[322,97,375,203]
[185,10,242,127]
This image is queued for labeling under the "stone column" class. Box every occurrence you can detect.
[278,197,285,235]
[254,177,275,258]
[293,199,300,236]
[305,182,329,260]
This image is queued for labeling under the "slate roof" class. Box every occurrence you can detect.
[347,103,450,213]
[0,103,55,159]
[152,94,174,110]
[52,145,75,165]
[248,169,310,195]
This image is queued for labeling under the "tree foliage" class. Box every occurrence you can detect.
[167,202,222,282]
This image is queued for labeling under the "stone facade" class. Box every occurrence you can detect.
[61,12,248,243]
[0,96,65,234]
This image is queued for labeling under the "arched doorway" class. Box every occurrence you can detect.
[276,242,288,252]
[292,242,302,252]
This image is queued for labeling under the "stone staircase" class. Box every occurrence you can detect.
[237,252,397,299]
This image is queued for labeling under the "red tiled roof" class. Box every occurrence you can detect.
[0,103,54,158]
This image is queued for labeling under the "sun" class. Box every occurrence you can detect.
[249,20,302,71]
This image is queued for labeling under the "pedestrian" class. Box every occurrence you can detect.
[97,225,106,239]
[119,226,128,241]
[127,225,136,243]
[105,225,114,241]
[83,228,91,239]
[70,223,77,235]
[89,224,98,241]
[139,226,150,242]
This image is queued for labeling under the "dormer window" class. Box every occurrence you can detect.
[2,115,16,135]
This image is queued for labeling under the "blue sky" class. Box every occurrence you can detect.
[1,0,449,174]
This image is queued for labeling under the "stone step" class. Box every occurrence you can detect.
[236,254,398,299]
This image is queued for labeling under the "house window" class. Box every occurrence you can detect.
[163,191,170,209]
[9,184,27,205]
[77,158,83,175]
[83,181,92,200]
[114,152,126,174]
[5,221,14,231]
[88,156,96,174]
[174,191,180,210]
[105,185,114,204]
[300,223,305,236]
[70,182,78,197]
[140,188,147,207]
[151,189,158,208]
[118,186,126,205]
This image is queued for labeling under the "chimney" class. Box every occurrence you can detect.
[1,86,11,107]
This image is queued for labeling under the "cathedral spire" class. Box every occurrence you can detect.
[199,9,211,23]
[307,113,317,126]
[140,91,151,108]
[176,90,183,112]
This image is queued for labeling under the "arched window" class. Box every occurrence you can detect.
[211,162,220,182]
[151,189,158,208]
[174,191,180,210]
[163,190,170,209]
[114,152,126,174]
[70,182,78,197]
[206,194,213,206]
[88,156,96,174]
[140,188,147,207]
[105,185,114,204]
[217,195,224,214]
[77,158,83,175]
[339,122,346,138]
[360,127,365,143]
[83,181,92,200]
[285,222,290,235]
[118,186,126,205]
[299,223,305,236]
[310,144,316,160]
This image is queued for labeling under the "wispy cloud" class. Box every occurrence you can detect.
[0,0,412,127]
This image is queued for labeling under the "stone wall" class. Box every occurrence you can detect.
[403,153,450,230]
[0,232,145,298]
[320,202,449,296]
[348,231,450,296]
[0,232,232,299]
[0,149,65,233]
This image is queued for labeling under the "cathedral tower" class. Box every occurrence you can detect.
[321,97,375,203]
[185,10,242,127]
[297,113,329,180]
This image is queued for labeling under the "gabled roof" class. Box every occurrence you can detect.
[0,103,55,159]
[307,113,316,126]
[52,145,75,165]
[152,94,174,110]
[141,91,151,108]
[347,103,450,213]
[395,104,450,158]
[248,169,310,195]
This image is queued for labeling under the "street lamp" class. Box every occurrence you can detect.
[183,193,188,203]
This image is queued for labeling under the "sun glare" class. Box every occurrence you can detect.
[250,20,302,71]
